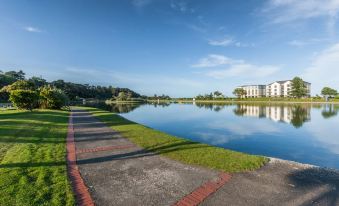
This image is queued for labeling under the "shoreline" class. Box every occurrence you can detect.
[146,99,339,104]
[81,106,338,172]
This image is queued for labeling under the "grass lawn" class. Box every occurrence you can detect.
[0,109,74,206]
[83,107,268,173]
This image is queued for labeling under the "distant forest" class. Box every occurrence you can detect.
[0,70,143,102]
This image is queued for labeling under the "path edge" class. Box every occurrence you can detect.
[173,173,232,206]
[66,110,95,206]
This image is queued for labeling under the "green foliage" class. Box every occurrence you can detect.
[147,94,171,100]
[0,110,75,205]
[1,80,35,93]
[116,91,127,101]
[290,105,310,128]
[9,90,39,111]
[289,77,308,98]
[51,79,141,100]
[321,87,337,97]
[233,88,247,98]
[85,107,268,173]
[29,76,47,88]
[213,91,223,97]
[40,86,68,109]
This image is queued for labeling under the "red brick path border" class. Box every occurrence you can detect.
[76,144,135,154]
[67,112,95,206]
[173,173,232,206]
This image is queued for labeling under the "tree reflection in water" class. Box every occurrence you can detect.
[321,104,338,119]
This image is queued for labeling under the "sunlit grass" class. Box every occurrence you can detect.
[83,107,268,173]
[0,109,75,206]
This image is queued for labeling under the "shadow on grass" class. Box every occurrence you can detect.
[288,167,339,206]
[77,141,209,165]
[0,137,65,144]
[0,161,65,168]
[74,132,125,142]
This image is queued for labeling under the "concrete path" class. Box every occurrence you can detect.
[201,159,339,206]
[72,109,339,206]
[72,109,220,206]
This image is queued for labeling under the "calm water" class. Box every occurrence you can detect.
[88,102,339,169]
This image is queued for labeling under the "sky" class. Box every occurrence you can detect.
[0,0,339,97]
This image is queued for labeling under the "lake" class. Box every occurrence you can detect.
[87,101,339,169]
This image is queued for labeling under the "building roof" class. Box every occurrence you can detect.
[238,84,266,87]
[267,80,290,85]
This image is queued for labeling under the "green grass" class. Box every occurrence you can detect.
[82,107,268,173]
[0,109,75,206]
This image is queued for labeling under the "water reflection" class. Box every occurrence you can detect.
[233,104,311,128]
[84,101,142,113]
[321,104,338,119]
[87,101,339,169]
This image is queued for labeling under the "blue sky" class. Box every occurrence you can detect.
[0,0,338,97]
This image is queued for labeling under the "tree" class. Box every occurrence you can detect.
[213,91,223,98]
[1,80,35,92]
[233,88,246,98]
[321,87,337,97]
[289,77,308,98]
[39,86,68,109]
[290,105,310,128]
[9,90,39,111]
[116,92,127,101]
[29,76,47,88]
[4,70,25,80]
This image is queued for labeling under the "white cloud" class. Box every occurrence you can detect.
[264,0,339,23]
[23,26,42,33]
[263,0,339,35]
[132,0,152,8]
[208,37,253,47]
[192,54,280,79]
[305,108,339,154]
[288,38,329,47]
[192,54,243,68]
[303,42,339,94]
[206,64,279,79]
[208,37,234,46]
[207,120,280,136]
[170,1,187,13]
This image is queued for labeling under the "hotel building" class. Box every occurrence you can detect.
[237,80,311,98]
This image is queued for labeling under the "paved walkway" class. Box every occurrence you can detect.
[72,109,222,206]
[71,109,339,206]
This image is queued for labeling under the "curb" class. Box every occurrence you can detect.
[67,112,95,206]
[173,173,232,206]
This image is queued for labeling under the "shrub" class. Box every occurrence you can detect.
[9,90,39,111]
[39,86,68,109]
[1,80,35,92]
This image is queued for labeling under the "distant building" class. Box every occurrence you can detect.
[237,80,311,98]
[266,80,311,97]
[237,85,266,98]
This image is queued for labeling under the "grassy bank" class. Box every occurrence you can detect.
[82,107,268,173]
[0,109,74,205]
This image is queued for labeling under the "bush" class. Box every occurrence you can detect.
[39,86,68,109]
[9,90,39,110]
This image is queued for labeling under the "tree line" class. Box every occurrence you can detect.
[0,70,143,110]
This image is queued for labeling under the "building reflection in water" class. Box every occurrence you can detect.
[233,104,312,128]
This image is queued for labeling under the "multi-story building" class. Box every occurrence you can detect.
[237,85,266,98]
[237,80,311,98]
[266,80,311,97]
